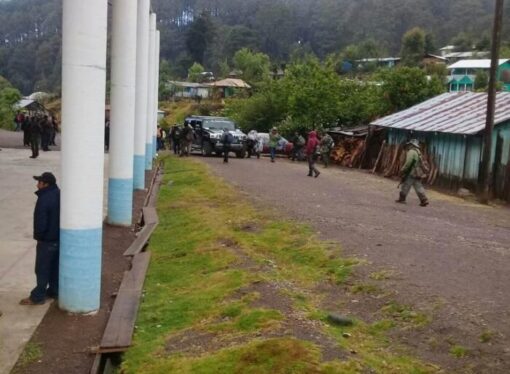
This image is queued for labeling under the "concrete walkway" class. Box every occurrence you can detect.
[0,144,109,374]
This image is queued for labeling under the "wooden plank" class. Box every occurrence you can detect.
[147,173,163,207]
[123,223,157,257]
[100,252,151,351]
[142,206,159,225]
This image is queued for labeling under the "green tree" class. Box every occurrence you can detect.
[474,70,489,91]
[187,62,205,82]
[232,48,271,84]
[400,27,426,67]
[185,13,216,65]
[376,67,444,112]
[0,76,22,129]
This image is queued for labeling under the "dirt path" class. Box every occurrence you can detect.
[199,155,510,372]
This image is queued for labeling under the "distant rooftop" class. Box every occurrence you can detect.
[448,59,510,69]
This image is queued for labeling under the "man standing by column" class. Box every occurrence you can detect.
[20,172,60,305]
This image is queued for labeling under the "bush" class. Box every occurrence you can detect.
[0,76,22,130]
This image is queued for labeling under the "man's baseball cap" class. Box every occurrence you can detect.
[33,172,56,185]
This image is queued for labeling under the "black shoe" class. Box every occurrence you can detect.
[315,172,320,178]
[30,155,37,159]
[420,200,429,207]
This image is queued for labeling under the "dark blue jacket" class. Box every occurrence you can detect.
[34,184,60,242]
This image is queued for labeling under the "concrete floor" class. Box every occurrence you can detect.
[0,142,109,374]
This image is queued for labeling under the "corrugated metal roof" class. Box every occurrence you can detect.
[447,59,509,69]
[371,92,510,135]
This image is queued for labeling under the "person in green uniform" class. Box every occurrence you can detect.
[396,139,429,207]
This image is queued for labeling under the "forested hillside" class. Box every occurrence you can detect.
[0,0,508,94]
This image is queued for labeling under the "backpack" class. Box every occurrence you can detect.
[415,153,430,179]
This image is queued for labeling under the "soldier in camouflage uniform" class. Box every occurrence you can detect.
[319,132,335,168]
[396,139,429,207]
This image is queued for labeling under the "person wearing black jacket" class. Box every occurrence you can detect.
[20,172,60,305]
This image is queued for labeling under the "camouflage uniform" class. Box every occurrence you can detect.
[320,133,334,168]
[397,142,429,207]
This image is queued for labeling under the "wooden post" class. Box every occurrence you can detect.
[479,0,505,203]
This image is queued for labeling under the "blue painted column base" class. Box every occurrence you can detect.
[59,228,102,313]
[153,135,157,158]
[107,178,133,225]
[133,155,145,190]
[145,143,153,170]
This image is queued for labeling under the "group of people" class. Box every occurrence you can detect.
[18,113,59,159]
[167,124,194,157]
[263,128,429,205]
[267,127,335,178]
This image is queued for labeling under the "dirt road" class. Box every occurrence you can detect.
[199,155,510,372]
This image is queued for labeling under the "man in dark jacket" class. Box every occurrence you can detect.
[20,172,60,305]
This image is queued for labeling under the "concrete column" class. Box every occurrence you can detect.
[153,30,160,158]
[60,0,108,313]
[145,13,156,170]
[134,0,150,189]
[107,0,138,225]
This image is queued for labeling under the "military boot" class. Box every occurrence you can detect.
[395,193,406,204]
[418,194,429,207]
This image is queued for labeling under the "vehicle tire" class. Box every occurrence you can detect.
[236,149,246,159]
[202,142,213,157]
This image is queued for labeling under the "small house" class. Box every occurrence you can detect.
[447,59,510,92]
[370,92,510,201]
[209,78,251,98]
[168,81,210,99]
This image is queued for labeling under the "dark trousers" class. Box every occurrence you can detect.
[50,129,56,145]
[30,241,59,303]
[308,154,319,176]
[23,130,30,146]
[172,139,180,155]
[223,145,230,163]
[41,132,50,151]
[30,135,40,158]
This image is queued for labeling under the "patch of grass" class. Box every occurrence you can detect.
[350,282,380,295]
[449,345,470,358]
[136,338,327,373]
[369,270,395,281]
[17,342,42,368]
[381,302,431,327]
[236,309,283,331]
[479,330,494,343]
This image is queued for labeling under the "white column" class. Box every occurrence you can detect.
[134,0,150,189]
[145,13,156,170]
[153,30,160,158]
[107,0,137,225]
[60,0,108,313]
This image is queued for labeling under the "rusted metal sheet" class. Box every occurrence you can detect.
[371,92,510,135]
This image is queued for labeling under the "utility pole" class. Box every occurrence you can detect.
[479,0,505,204]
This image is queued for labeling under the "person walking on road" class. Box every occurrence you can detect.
[29,116,42,159]
[396,139,429,207]
[319,131,334,168]
[269,127,281,163]
[221,128,233,163]
[305,131,320,178]
[20,172,60,305]
[40,115,52,152]
[291,132,305,161]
